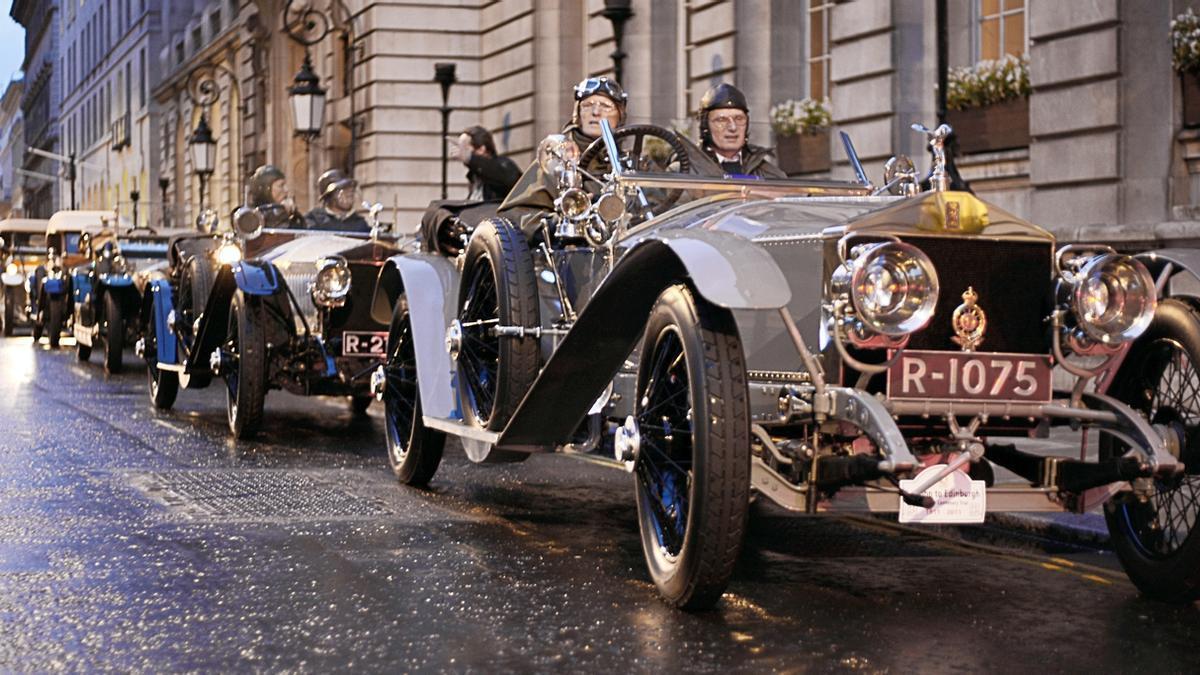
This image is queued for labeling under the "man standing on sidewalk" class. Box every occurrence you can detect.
[455,126,521,201]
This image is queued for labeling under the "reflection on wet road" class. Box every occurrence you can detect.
[0,337,1195,671]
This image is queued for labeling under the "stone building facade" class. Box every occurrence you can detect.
[57,0,166,226]
[0,78,25,218]
[10,0,61,219]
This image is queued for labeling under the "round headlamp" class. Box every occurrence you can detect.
[232,205,264,240]
[312,256,352,307]
[556,187,592,222]
[1069,253,1156,344]
[5,263,18,275]
[845,242,939,337]
[215,240,243,266]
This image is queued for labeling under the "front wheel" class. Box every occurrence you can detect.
[384,294,446,485]
[3,286,14,336]
[1102,298,1200,603]
[103,292,124,374]
[47,297,65,349]
[225,292,268,439]
[633,284,750,610]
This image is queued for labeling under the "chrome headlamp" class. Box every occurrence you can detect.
[1058,249,1155,345]
[832,241,939,337]
[214,236,243,266]
[555,187,593,222]
[311,256,352,307]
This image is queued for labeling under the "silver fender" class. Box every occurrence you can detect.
[372,252,460,419]
[496,231,789,450]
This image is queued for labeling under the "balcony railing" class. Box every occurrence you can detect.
[111,114,131,150]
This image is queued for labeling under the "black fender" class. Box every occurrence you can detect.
[496,233,788,451]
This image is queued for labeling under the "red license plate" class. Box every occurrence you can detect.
[886,350,1052,401]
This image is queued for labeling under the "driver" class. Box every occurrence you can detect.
[304,169,370,232]
[690,83,786,179]
[248,165,305,229]
[498,76,628,236]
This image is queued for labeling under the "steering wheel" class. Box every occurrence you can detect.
[578,124,693,214]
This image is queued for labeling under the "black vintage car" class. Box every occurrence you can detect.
[141,204,405,438]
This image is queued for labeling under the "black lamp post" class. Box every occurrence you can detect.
[601,0,634,85]
[189,115,217,211]
[130,189,140,229]
[935,0,970,192]
[158,177,170,228]
[434,62,457,200]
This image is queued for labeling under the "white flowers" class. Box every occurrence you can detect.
[768,97,832,137]
[947,54,1031,111]
[1172,8,1200,73]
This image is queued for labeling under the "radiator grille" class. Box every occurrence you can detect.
[902,236,1054,355]
[283,270,318,334]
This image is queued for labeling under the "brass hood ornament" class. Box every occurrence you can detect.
[951,287,986,352]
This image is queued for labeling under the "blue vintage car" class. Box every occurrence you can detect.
[33,211,126,349]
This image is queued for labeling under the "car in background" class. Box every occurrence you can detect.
[0,218,49,336]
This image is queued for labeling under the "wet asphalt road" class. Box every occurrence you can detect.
[0,336,1196,673]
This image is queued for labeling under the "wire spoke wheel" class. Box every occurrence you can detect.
[1103,299,1200,602]
[384,294,445,485]
[459,256,501,426]
[633,284,749,610]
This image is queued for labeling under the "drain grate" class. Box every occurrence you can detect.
[130,469,392,521]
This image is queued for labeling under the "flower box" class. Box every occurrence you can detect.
[776,129,831,175]
[946,98,1030,155]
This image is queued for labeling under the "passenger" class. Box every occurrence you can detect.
[691,83,786,179]
[456,126,522,201]
[304,169,370,232]
[248,164,305,229]
[499,77,628,235]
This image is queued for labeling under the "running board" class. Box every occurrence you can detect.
[423,416,501,445]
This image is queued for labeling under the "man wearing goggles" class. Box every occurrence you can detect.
[304,168,370,233]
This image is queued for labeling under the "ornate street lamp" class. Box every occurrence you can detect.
[189,115,217,211]
[601,0,634,86]
[434,62,457,199]
[288,54,327,143]
[130,189,140,229]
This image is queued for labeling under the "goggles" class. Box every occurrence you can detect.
[573,77,627,104]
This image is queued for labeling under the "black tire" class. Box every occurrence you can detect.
[384,294,445,486]
[1102,298,1200,603]
[455,218,540,431]
[144,300,179,410]
[350,395,373,416]
[633,284,750,610]
[225,292,267,439]
[47,297,65,349]
[3,287,14,337]
[181,254,214,322]
[32,304,42,342]
[103,292,124,374]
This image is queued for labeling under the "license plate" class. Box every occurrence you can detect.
[898,465,986,524]
[342,331,387,357]
[887,350,1052,401]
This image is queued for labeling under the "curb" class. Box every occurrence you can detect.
[986,511,1111,547]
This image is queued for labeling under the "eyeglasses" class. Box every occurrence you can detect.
[581,99,617,114]
[709,115,748,130]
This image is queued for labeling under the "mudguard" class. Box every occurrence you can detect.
[1138,248,1200,301]
[496,232,788,450]
[1,273,23,286]
[148,279,178,365]
[372,252,460,418]
[232,260,281,296]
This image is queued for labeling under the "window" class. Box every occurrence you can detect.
[192,26,202,53]
[210,10,222,39]
[229,0,239,19]
[977,0,1026,61]
[139,48,146,109]
[175,40,184,65]
[125,61,132,116]
[807,0,832,100]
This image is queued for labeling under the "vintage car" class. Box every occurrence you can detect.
[371,120,1199,609]
[139,203,403,438]
[71,226,184,373]
[33,211,131,348]
[0,218,49,335]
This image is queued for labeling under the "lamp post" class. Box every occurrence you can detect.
[601,0,634,85]
[158,177,170,228]
[434,62,457,200]
[130,190,140,229]
[282,0,357,173]
[288,54,327,144]
[189,115,217,212]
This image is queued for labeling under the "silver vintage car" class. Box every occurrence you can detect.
[371,121,1199,609]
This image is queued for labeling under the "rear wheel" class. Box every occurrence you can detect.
[384,294,445,485]
[3,286,14,336]
[47,297,65,349]
[456,219,539,431]
[1102,298,1200,603]
[103,292,124,374]
[225,292,267,439]
[633,284,750,610]
[144,300,179,410]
